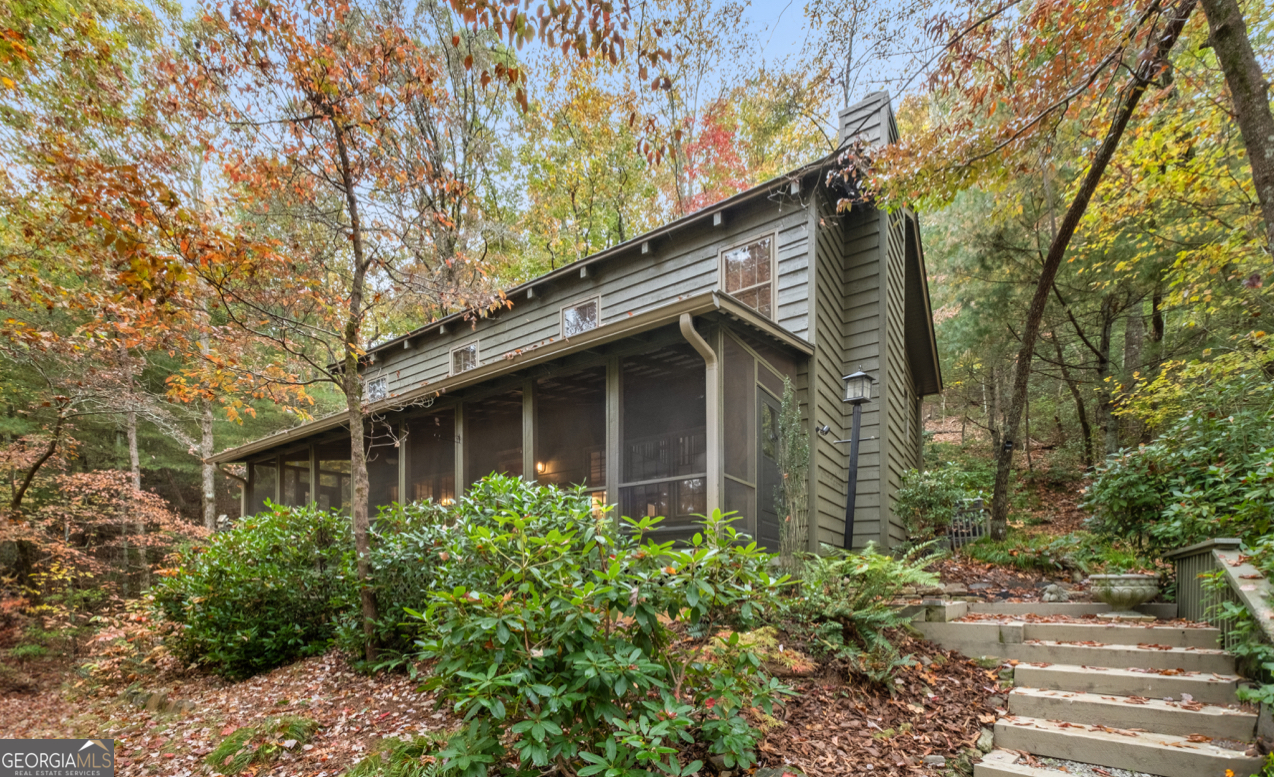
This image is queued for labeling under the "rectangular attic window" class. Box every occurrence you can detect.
[451,342,478,374]
[561,297,600,338]
[365,376,388,402]
[721,234,775,317]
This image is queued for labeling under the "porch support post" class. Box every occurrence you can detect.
[679,314,720,517]
[523,379,536,482]
[606,357,621,512]
[397,421,408,505]
[274,453,282,505]
[243,462,252,518]
[454,403,465,497]
[309,444,318,507]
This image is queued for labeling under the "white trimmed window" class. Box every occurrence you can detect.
[365,376,388,402]
[561,297,600,338]
[720,234,775,317]
[451,342,478,374]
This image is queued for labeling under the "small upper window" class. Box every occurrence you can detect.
[451,342,478,374]
[562,298,600,338]
[721,235,774,317]
[365,376,388,402]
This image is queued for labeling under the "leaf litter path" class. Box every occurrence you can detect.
[1,635,1001,777]
[0,652,459,777]
[755,633,1004,776]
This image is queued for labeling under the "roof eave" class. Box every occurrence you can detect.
[212,292,812,464]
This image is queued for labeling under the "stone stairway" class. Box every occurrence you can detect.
[914,602,1267,777]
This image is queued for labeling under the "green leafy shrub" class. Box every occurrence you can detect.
[335,500,454,668]
[413,477,790,777]
[779,542,942,682]
[205,716,319,775]
[151,503,351,679]
[336,478,615,668]
[896,466,985,540]
[1084,374,1274,550]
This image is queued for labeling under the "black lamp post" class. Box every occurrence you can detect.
[840,370,873,550]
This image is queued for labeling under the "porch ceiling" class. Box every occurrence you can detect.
[210,291,812,464]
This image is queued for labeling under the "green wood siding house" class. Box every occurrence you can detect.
[210,92,941,552]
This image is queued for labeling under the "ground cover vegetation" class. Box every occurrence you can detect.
[143,476,969,775]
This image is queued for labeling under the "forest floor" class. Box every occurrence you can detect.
[0,621,1004,777]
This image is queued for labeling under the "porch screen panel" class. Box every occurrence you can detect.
[366,429,399,509]
[408,411,455,504]
[466,389,524,486]
[535,367,606,491]
[723,334,755,483]
[315,440,351,512]
[733,329,797,384]
[619,344,706,537]
[724,479,755,541]
[281,453,311,507]
[249,460,277,515]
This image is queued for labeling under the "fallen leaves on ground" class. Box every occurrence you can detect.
[2,629,1004,777]
[754,632,1003,777]
[0,652,460,777]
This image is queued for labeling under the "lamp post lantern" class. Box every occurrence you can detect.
[840,370,873,550]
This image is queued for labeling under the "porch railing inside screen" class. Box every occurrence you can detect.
[1166,538,1273,653]
[946,497,989,550]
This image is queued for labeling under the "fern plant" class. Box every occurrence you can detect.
[781,542,943,683]
[345,734,450,777]
[204,716,319,775]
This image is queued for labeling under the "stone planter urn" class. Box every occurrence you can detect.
[1087,573,1160,621]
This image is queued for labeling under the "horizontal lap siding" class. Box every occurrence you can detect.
[840,208,883,548]
[812,192,848,549]
[369,198,809,396]
[776,214,810,338]
[882,212,913,545]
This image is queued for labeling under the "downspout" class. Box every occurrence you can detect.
[679,313,720,516]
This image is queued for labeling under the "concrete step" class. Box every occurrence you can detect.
[994,716,1263,777]
[1013,663,1242,704]
[918,620,1222,658]
[1007,687,1257,741]
[967,601,1178,619]
[973,750,1059,777]
[917,620,1234,671]
[1022,640,1234,674]
[1023,622,1220,649]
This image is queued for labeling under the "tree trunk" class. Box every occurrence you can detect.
[201,400,217,532]
[987,370,1002,452]
[332,114,378,663]
[9,401,68,511]
[1096,295,1119,457]
[1122,305,1146,442]
[988,0,1198,540]
[126,409,150,590]
[1024,396,1033,472]
[1198,0,1274,251]
[127,410,141,490]
[1050,332,1094,469]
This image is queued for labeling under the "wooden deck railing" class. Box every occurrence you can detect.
[1166,538,1274,652]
